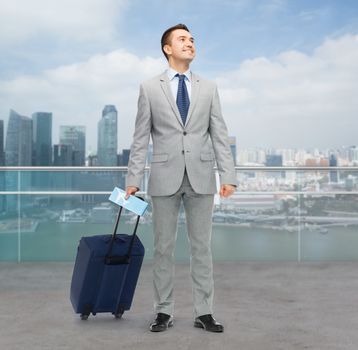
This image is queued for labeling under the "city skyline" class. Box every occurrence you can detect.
[1,106,358,167]
[0,1,357,151]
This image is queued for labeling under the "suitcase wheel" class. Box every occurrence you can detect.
[114,307,125,319]
[80,314,89,321]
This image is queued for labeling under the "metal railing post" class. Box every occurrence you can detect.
[17,170,21,263]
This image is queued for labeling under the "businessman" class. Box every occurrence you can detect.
[126,24,236,333]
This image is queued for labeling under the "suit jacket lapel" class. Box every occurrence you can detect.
[185,73,200,127]
[159,73,184,127]
[159,71,201,128]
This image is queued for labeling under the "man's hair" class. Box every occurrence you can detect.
[161,23,190,60]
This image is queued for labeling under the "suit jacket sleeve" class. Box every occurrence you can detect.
[209,85,237,186]
[126,84,152,190]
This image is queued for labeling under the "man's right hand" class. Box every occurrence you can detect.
[125,186,139,199]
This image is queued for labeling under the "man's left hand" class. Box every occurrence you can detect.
[219,184,236,198]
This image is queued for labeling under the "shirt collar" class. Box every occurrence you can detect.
[167,67,191,82]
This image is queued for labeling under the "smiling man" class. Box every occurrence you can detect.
[126,24,237,333]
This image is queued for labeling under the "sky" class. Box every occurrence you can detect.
[0,0,358,154]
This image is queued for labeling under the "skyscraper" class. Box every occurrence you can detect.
[228,136,237,166]
[329,153,339,183]
[52,144,73,190]
[53,144,73,166]
[266,154,284,179]
[97,105,118,166]
[348,146,358,164]
[5,109,32,165]
[5,110,33,212]
[32,112,52,165]
[117,148,131,189]
[266,155,283,167]
[121,149,131,166]
[0,120,5,212]
[0,120,4,166]
[59,126,86,166]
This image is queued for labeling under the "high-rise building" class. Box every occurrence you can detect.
[0,120,4,166]
[59,126,86,166]
[237,148,263,166]
[329,154,339,183]
[348,146,358,164]
[97,105,118,166]
[5,110,33,212]
[32,112,52,165]
[143,144,153,193]
[53,144,73,166]
[146,144,153,165]
[266,155,283,167]
[295,149,307,166]
[257,149,266,165]
[0,120,5,212]
[121,149,130,166]
[277,148,295,166]
[266,154,284,179]
[117,148,131,189]
[88,154,98,166]
[31,112,53,189]
[52,144,73,190]
[5,109,32,165]
[228,136,237,166]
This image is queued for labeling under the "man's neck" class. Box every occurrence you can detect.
[168,60,190,74]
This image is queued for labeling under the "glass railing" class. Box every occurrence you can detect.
[1,166,357,262]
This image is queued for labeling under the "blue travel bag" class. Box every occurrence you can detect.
[70,204,145,320]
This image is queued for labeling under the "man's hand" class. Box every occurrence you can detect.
[125,186,139,199]
[219,184,236,198]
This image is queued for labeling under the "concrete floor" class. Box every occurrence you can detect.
[1,262,358,350]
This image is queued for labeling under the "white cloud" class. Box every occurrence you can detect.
[0,50,166,152]
[0,0,126,45]
[0,34,357,153]
[216,34,358,148]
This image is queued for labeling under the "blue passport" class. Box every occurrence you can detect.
[108,187,148,216]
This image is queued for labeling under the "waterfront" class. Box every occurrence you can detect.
[1,220,358,262]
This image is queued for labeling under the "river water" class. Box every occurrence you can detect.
[1,220,357,262]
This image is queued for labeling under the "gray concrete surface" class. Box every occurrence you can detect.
[1,262,358,350]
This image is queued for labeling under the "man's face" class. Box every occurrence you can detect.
[164,29,196,63]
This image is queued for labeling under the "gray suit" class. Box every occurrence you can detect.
[126,71,236,317]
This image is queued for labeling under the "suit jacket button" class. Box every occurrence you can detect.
[183,131,187,135]
[182,150,185,154]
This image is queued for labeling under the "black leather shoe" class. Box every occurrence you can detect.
[194,314,224,333]
[149,313,173,332]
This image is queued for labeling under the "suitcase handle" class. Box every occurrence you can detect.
[105,196,144,264]
[105,255,129,265]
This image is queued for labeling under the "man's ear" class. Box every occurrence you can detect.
[163,44,171,56]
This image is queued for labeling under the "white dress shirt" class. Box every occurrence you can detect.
[166,67,192,101]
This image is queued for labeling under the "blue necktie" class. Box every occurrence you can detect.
[176,74,190,125]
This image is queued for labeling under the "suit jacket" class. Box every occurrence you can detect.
[126,71,237,196]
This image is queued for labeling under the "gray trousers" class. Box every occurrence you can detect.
[150,171,215,317]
